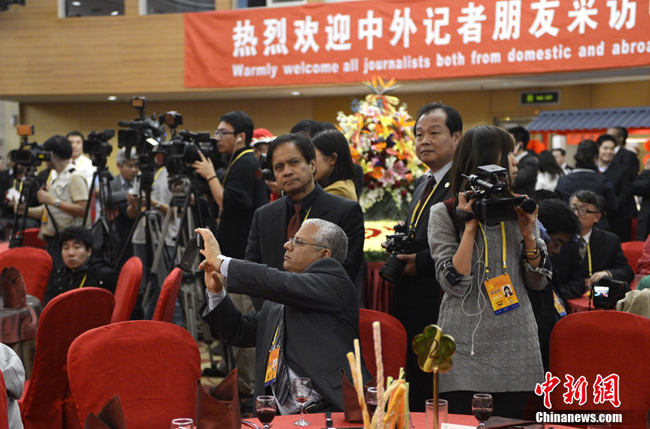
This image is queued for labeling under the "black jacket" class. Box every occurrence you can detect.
[44,258,118,305]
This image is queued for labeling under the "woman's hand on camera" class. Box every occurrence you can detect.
[192,151,216,180]
[514,195,538,244]
[457,191,478,227]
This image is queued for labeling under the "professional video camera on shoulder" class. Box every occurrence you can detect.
[117,96,163,160]
[83,129,115,168]
[462,164,536,226]
[14,125,50,167]
[378,223,420,283]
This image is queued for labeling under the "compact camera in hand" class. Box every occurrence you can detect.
[592,276,630,310]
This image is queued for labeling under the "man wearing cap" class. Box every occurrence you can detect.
[109,148,139,267]
[19,135,89,272]
[252,128,282,201]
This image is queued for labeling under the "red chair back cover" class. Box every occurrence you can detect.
[549,311,650,429]
[22,228,46,249]
[153,267,182,322]
[359,308,407,380]
[18,288,115,429]
[67,321,201,428]
[621,241,644,274]
[0,368,8,429]
[0,247,52,302]
[110,257,143,323]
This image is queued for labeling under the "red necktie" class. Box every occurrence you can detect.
[418,176,437,208]
[286,203,302,240]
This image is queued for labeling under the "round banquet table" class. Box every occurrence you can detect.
[248,411,580,429]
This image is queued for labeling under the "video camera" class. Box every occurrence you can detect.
[83,129,115,168]
[255,153,273,181]
[117,97,163,161]
[378,222,419,283]
[162,129,216,176]
[592,277,631,310]
[14,125,50,167]
[463,164,536,226]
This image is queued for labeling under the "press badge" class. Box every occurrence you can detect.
[264,347,280,387]
[553,290,567,317]
[484,273,520,315]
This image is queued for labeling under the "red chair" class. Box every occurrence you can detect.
[153,267,182,322]
[549,311,650,429]
[621,241,644,274]
[67,321,200,427]
[18,288,115,429]
[110,256,143,323]
[22,228,46,249]
[0,247,52,302]
[359,308,407,380]
[0,368,8,429]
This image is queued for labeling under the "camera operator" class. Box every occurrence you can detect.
[18,135,89,271]
[0,150,40,239]
[126,165,181,322]
[109,148,139,267]
[388,102,462,412]
[192,111,269,258]
[428,125,552,419]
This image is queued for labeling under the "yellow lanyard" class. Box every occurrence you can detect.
[223,149,254,184]
[586,241,593,277]
[409,180,441,229]
[478,222,507,275]
[78,274,88,289]
[154,167,164,181]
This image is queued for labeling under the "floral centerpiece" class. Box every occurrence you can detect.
[337,77,426,220]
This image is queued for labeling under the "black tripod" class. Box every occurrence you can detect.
[9,168,43,248]
[83,158,117,267]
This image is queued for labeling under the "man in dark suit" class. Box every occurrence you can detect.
[597,134,636,242]
[389,102,462,411]
[608,126,640,172]
[569,190,633,292]
[108,148,138,268]
[245,132,365,310]
[508,126,538,195]
[197,219,370,414]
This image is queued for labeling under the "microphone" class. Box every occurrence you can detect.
[521,198,537,214]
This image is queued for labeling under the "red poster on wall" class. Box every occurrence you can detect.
[184,0,650,88]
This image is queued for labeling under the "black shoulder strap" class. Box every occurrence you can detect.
[442,197,461,243]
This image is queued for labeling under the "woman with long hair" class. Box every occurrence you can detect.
[535,150,564,191]
[311,129,358,201]
[428,125,550,419]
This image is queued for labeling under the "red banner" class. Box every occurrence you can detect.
[184,0,650,88]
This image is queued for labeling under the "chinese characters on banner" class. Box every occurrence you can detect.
[184,0,650,88]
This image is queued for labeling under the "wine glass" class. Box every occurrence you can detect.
[256,395,276,429]
[472,393,493,429]
[292,377,312,426]
[170,418,194,429]
[365,387,378,421]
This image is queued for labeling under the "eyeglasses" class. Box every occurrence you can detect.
[288,237,327,249]
[570,205,600,215]
[214,130,236,137]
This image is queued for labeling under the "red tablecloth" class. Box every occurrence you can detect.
[0,295,41,344]
[253,411,579,428]
[363,261,393,314]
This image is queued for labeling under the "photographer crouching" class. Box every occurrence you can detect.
[428,125,552,419]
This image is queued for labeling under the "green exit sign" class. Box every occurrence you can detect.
[520,91,560,105]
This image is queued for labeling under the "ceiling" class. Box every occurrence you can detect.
[6,66,650,104]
